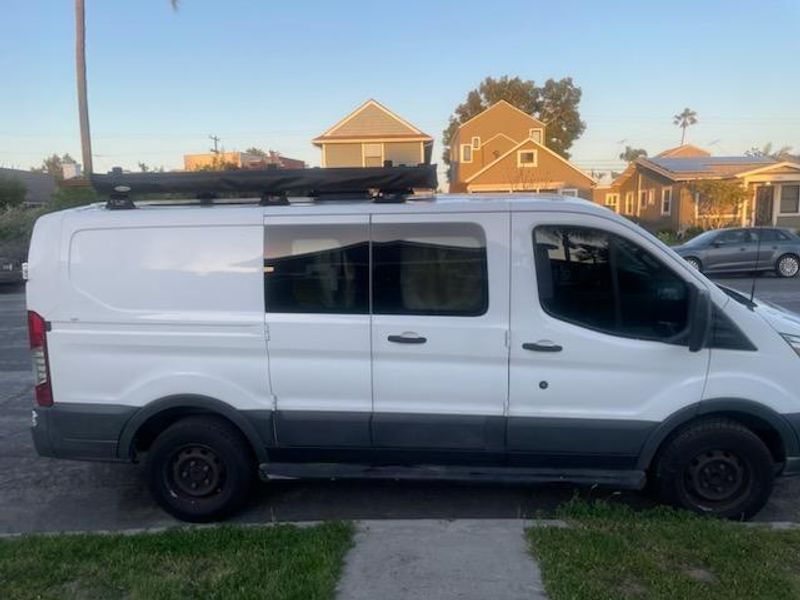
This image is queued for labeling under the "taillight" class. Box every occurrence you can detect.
[27,311,53,407]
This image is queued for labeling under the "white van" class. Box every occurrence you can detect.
[25,170,800,522]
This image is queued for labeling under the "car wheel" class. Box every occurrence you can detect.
[146,415,254,522]
[654,418,773,520]
[776,254,800,278]
[684,257,702,272]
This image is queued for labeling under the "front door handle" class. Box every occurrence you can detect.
[388,334,427,344]
[522,341,563,353]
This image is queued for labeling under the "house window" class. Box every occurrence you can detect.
[638,189,648,212]
[648,189,655,206]
[661,187,673,215]
[561,188,579,197]
[779,185,800,214]
[460,144,473,163]
[517,150,538,167]
[364,143,383,167]
[529,129,543,143]
[624,192,635,214]
[471,136,481,149]
[605,193,620,211]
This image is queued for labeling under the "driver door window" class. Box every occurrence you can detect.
[533,225,690,342]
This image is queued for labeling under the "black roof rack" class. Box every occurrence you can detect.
[91,165,437,210]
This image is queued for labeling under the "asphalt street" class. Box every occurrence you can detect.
[1,275,799,534]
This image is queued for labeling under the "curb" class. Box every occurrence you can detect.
[2,517,798,539]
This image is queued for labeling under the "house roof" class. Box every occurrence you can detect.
[734,161,800,178]
[313,99,432,144]
[465,137,594,186]
[656,144,711,158]
[636,156,774,181]
[456,99,546,132]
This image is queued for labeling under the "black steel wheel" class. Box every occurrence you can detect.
[146,415,254,522]
[653,418,773,520]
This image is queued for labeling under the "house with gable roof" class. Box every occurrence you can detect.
[593,144,800,231]
[313,99,433,169]
[447,100,595,198]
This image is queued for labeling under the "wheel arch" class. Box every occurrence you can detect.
[117,395,271,463]
[638,398,800,472]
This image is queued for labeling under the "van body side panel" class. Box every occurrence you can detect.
[35,209,272,457]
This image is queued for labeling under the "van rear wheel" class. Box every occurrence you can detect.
[653,418,773,520]
[146,415,254,522]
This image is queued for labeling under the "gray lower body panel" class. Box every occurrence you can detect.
[32,403,137,461]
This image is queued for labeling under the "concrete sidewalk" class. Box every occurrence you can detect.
[336,519,548,600]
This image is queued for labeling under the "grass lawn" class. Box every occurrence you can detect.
[0,522,353,600]
[528,499,800,600]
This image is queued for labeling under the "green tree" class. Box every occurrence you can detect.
[673,107,698,145]
[0,176,27,209]
[618,146,648,163]
[745,143,794,161]
[31,153,76,181]
[244,147,267,157]
[689,179,749,229]
[441,76,586,176]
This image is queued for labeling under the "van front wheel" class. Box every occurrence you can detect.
[146,415,254,522]
[654,419,773,520]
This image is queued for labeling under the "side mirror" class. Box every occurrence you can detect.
[688,288,712,352]
[712,241,722,248]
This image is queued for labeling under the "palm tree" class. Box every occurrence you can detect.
[673,108,698,145]
[74,0,179,177]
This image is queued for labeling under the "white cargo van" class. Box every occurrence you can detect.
[25,169,800,522]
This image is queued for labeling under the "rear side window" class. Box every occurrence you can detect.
[533,226,689,341]
[758,229,790,242]
[372,222,488,316]
[264,224,369,314]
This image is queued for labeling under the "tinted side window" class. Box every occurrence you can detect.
[716,230,750,244]
[264,224,369,313]
[759,229,789,242]
[533,226,690,341]
[372,222,488,316]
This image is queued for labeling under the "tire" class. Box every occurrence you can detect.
[653,418,773,520]
[775,254,799,278]
[146,415,254,522]
[684,256,702,272]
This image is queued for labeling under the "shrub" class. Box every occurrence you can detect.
[683,225,704,241]
[0,205,44,259]
[656,228,680,246]
[50,185,98,210]
[0,176,26,210]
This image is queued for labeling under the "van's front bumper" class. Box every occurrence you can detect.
[31,404,137,462]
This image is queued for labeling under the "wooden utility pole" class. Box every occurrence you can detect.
[75,0,93,175]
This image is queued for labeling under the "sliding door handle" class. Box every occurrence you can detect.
[522,341,563,353]
[388,334,427,344]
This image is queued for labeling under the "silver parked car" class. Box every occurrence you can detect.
[673,227,800,277]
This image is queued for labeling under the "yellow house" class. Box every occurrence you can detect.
[313,99,433,168]
[448,100,594,198]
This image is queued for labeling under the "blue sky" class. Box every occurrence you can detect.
[1,0,799,177]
